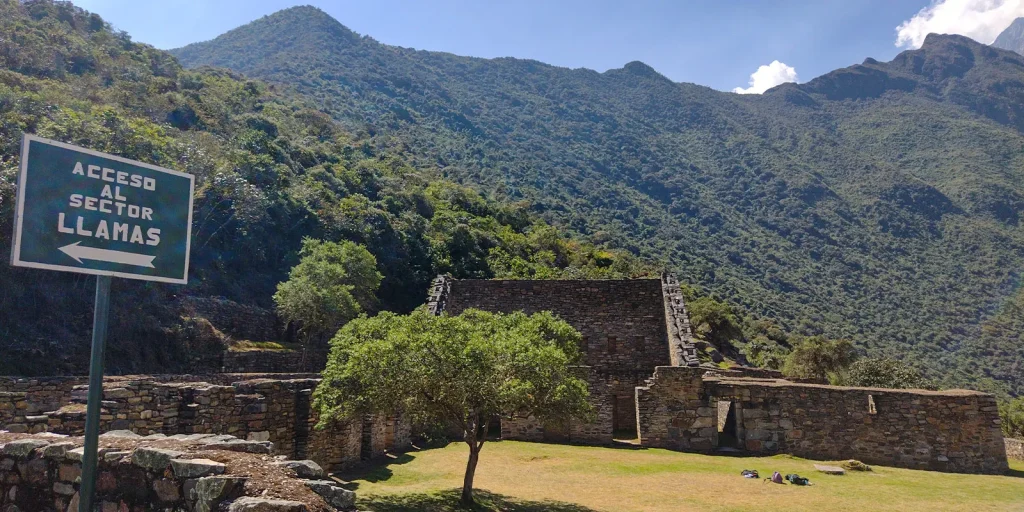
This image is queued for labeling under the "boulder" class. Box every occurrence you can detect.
[304,480,355,510]
[102,450,130,463]
[203,440,273,454]
[192,475,248,512]
[42,442,75,459]
[273,460,324,479]
[131,447,185,471]
[64,447,85,462]
[1,439,49,459]
[228,497,308,512]
[100,429,140,439]
[171,458,226,478]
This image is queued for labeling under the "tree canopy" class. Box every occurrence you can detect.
[312,309,593,505]
[842,358,927,390]
[1000,397,1024,439]
[782,336,858,383]
[273,238,382,344]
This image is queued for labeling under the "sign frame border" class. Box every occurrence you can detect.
[10,134,195,284]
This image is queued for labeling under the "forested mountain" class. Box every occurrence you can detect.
[993,18,1024,55]
[0,0,645,375]
[1,1,1021,397]
[171,6,1024,395]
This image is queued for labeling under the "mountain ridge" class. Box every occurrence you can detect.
[168,6,1024,394]
[993,17,1024,55]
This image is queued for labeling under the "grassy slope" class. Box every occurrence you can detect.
[344,441,1024,512]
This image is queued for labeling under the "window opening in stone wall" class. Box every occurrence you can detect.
[868,394,877,415]
[607,336,617,354]
[581,336,589,353]
[634,335,645,353]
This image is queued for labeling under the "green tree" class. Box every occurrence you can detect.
[782,336,857,382]
[843,358,926,389]
[312,309,593,506]
[1000,397,1024,439]
[688,296,743,348]
[743,336,789,370]
[273,238,382,344]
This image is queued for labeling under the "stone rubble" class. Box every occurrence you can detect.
[0,433,355,511]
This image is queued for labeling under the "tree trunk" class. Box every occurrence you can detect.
[461,443,480,505]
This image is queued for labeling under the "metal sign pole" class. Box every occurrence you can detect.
[79,275,112,512]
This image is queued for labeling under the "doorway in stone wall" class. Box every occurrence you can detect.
[717,400,741,449]
[384,417,395,449]
[612,394,637,439]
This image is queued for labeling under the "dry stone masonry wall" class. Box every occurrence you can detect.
[635,366,1009,474]
[1006,438,1024,461]
[500,367,613,445]
[660,273,699,367]
[0,432,355,511]
[444,278,672,433]
[0,376,411,473]
[177,297,281,344]
[426,275,452,316]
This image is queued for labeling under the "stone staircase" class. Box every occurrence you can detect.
[426,274,452,316]
[661,273,700,367]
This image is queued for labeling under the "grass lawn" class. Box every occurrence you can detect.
[340,441,1024,512]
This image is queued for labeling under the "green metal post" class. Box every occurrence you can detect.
[79,275,111,512]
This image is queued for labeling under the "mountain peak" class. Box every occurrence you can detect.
[171,5,360,69]
[607,61,672,82]
[993,17,1024,55]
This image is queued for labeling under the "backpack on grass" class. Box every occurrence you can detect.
[785,473,810,486]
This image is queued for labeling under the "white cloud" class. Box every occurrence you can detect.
[895,0,1024,49]
[732,60,799,94]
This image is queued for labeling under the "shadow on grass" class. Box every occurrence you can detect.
[358,488,600,512]
[1006,468,1024,478]
[333,452,417,489]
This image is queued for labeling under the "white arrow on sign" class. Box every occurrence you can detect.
[59,242,155,268]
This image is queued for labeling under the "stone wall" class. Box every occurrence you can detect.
[177,296,282,343]
[500,367,614,445]
[385,412,413,453]
[306,418,362,470]
[0,433,355,511]
[360,414,388,460]
[1006,438,1024,461]
[221,349,327,373]
[0,377,88,424]
[634,366,712,450]
[0,375,403,472]
[446,279,670,433]
[636,366,1009,474]
[660,273,699,367]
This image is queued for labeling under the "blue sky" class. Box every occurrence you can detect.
[73,0,1024,93]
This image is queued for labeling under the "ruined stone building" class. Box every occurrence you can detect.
[427,274,1010,475]
[0,276,1010,477]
